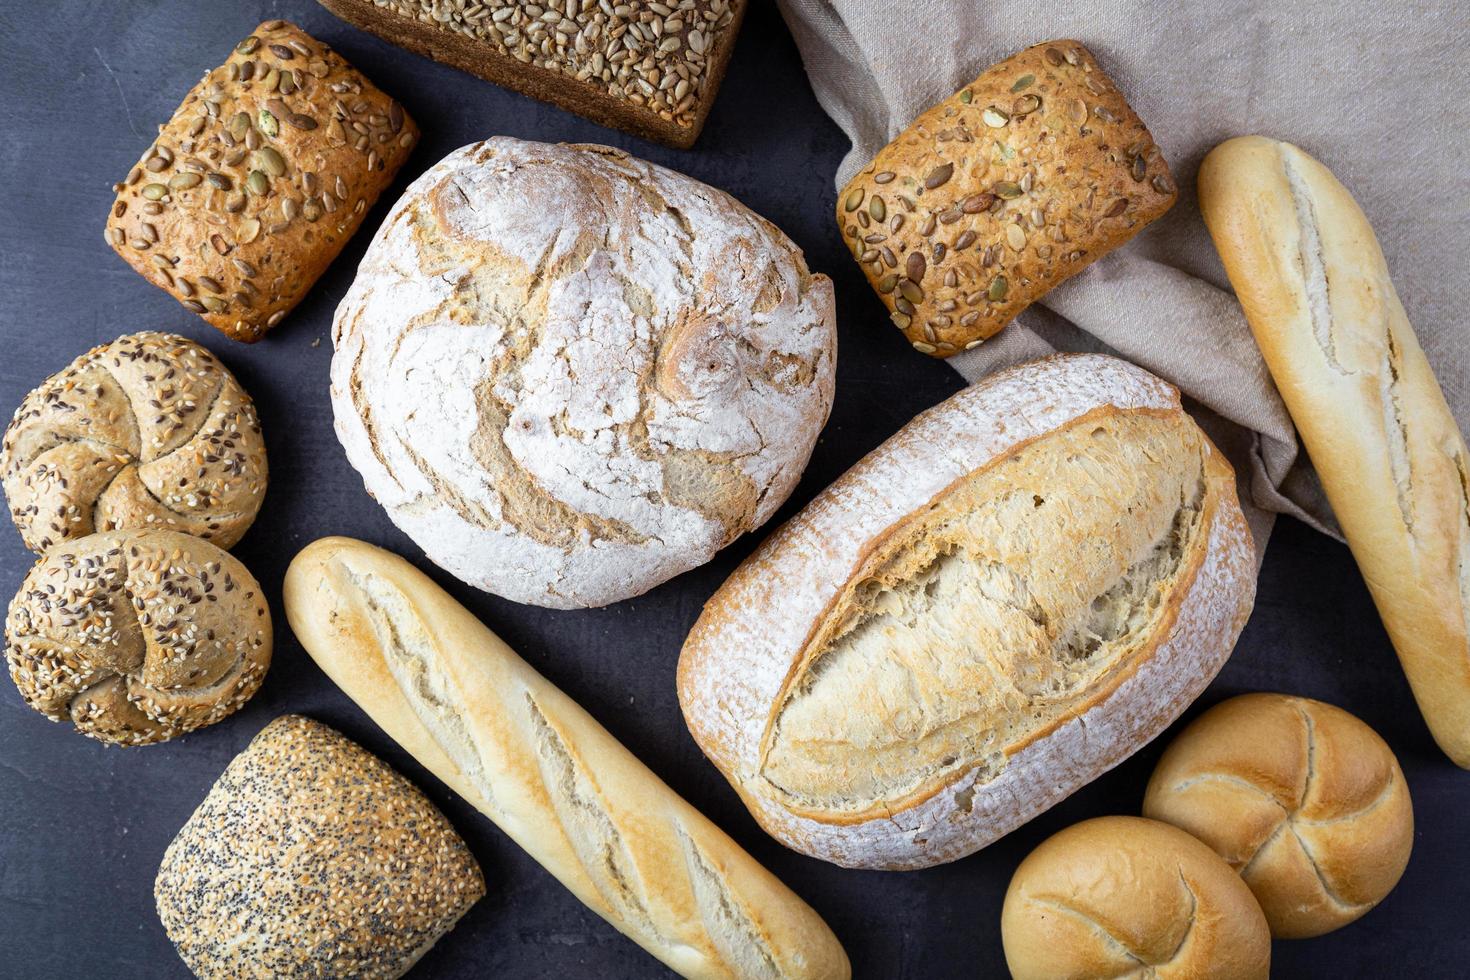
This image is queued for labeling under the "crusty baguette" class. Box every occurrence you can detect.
[283,537,849,980]
[678,355,1256,869]
[1199,136,1470,766]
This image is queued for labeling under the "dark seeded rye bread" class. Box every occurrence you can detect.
[315,0,746,148]
[839,40,1176,357]
[105,21,418,342]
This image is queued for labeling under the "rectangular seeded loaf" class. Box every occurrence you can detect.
[678,355,1256,870]
[838,40,1175,356]
[315,0,746,148]
[105,20,418,342]
[1200,135,1470,767]
[284,537,850,980]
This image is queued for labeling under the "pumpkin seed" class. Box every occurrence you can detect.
[237,218,261,243]
[869,196,886,221]
[228,112,251,140]
[145,155,169,173]
[1006,225,1026,250]
[959,90,972,104]
[142,183,168,201]
[874,171,895,184]
[894,296,915,315]
[200,296,227,313]
[993,181,1022,199]
[1011,74,1035,92]
[924,163,954,189]
[1069,99,1088,124]
[1013,94,1041,116]
[1044,47,1064,66]
[891,311,912,330]
[168,172,201,190]
[898,280,923,304]
[962,192,995,213]
[246,170,270,196]
[209,234,230,255]
[269,43,295,60]
[982,107,1009,128]
[206,172,233,191]
[237,36,260,54]
[905,252,926,282]
[956,229,977,250]
[844,187,864,212]
[988,275,1009,301]
[255,147,286,176]
[258,109,279,137]
[877,274,898,293]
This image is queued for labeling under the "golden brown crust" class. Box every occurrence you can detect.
[1,332,267,552]
[838,40,1175,356]
[316,0,745,149]
[155,715,484,979]
[1144,693,1414,939]
[283,536,851,980]
[1002,816,1271,980]
[1199,135,1470,767]
[104,21,418,342]
[4,529,271,745]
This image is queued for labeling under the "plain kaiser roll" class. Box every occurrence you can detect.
[1144,693,1414,939]
[678,354,1256,869]
[1199,135,1470,767]
[1002,816,1271,980]
[331,137,836,609]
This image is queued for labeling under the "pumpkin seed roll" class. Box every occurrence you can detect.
[314,0,746,148]
[838,40,1176,357]
[105,21,419,342]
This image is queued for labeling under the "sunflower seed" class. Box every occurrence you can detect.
[874,171,896,184]
[1093,104,1118,123]
[269,44,295,60]
[197,276,223,293]
[1013,94,1041,116]
[389,101,405,133]
[206,172,233,191]
[1044,47,1064,66]
[1152,174,1175,195]
[236,36,259,54]
[232,258,258,277]
[1105,198,1129,217]
[1065,48,1081,66]
[956,229,977,250]
[892,311,912,330]
[183,299,206,314]
[962,193,995,213]
[912,341,937,354]
[287,113,317,131]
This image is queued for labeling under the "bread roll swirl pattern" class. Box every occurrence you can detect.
[284,538,849,980]
[1144,694,1413,938]
[5,529,271,745]
[2,332,267,553]
[331,138,836,608]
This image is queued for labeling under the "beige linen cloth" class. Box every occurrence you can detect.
[776,0,1469,557]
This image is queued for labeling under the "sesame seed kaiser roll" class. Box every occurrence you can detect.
[1143,693,1414,938]
[1002,816,1271,980]
[1,332,267,554]
[156,715,484,979]
[4,529,271,746]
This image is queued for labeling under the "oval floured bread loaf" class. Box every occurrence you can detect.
[331,137,836,608]
[678,354,1255,869]
[4,529,271,745]
[2,332,267,553]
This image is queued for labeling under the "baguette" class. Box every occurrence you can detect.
[678,355,1256,869]
[1199,136,1470,766]
[283,537,849,980]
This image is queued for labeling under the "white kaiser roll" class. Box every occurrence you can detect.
[332,138,836,608]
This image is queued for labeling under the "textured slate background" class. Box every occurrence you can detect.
[1,1,1466,977]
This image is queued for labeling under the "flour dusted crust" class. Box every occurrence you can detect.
[677,355,1256,869]
[332,138,836,608]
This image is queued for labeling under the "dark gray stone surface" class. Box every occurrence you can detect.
[0,2,1465,977]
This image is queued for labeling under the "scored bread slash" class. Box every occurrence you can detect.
[838,40,1176,357]
[314,0,747,148]
[104,20,419,342]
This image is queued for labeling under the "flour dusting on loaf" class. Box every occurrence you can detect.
[678,355,1256,869]
[332,138,835,608]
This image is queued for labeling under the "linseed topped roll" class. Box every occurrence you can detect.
[155,715,485,979]
[4,529,271,746]
[1,332,268,554]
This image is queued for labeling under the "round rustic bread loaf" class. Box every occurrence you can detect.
[156,715,484,979]
[4,529,271,745]
[1,332,267,553]
[1002,816,1271,980]
[1143,692,1414,938]
[332,137,836,608]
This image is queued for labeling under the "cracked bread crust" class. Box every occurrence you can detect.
[1002,816,1271,980]
[332,137,836,608]
[677,355,1256,869]
[1,332,267,553]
